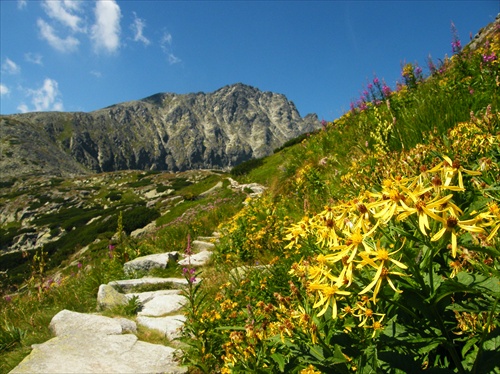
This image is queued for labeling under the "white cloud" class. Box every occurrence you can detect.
[1,58,21,75]
[17,0,27,10]
[131,12,150,46]
[41,0,85,33]
[90,70,102,78]
[91,0,121,54]
[23,78,64,112]
[25,53,43,65]
[17,103,29,113]
[0,84,10,96]
[160,32,181,65]
[37,18,80,53]
[168,54,181,65]
[161,32,172,48]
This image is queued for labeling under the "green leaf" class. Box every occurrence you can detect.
[270,353,286,372]
[461,335,479,358]
[476,329,500,373]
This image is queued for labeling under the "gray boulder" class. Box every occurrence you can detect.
[10,310,186,373]
[97,284,128,311]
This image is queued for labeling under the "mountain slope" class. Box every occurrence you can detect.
[0,83,320,179]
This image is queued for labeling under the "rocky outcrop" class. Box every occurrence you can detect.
[0,83,320,179]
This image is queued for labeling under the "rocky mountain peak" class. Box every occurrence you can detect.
[0,84,320,179]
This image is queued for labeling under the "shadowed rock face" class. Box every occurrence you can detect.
[1,83,320,178]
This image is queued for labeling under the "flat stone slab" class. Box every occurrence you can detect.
[10,310,186,373]
[192,240,215,251]
[123,252,179,274]
[10,331,186,373]
[126,289,181,305]
[50,309,137,336]
[178,250,212,266]
[109,277,189,293]
[138,294,187,317]
[137,315,186,340]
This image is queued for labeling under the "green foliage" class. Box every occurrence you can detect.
[0,323,26,353]
[273,131,317,153]
[103,295,143,317]
[230,158,265,176]
[170,177,193,190]
[105,190,122,201]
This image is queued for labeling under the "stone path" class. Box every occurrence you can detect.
[9,235,219,374]
[9,179,266,373]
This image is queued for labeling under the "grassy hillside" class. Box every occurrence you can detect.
[177,21,500,373]
[1,20,499,373]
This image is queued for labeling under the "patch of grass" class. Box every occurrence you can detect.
[136,325,172,346]
[170,178,192,191]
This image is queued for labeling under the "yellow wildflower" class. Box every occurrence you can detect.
[308,278,351,318]
[431,211,484,257]
[357,241,408,303]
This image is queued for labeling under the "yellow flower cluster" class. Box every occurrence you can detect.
[368,103,396,154]
[286,153,499,319]
[340,110,499,194]
[220,290,319,373]
[217,195,286,262]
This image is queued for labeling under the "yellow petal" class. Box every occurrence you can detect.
[431,227,447,242]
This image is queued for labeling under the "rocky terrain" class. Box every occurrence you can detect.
[0,83,320,179]
[0,168,245,292]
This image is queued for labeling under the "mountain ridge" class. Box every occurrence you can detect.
[1,83,320,179]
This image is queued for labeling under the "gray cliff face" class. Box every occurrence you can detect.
[0,83,320,178]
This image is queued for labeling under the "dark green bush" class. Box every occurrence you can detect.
[230,158,264,176]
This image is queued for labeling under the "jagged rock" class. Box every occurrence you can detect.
[123,252,179,274]
[109,277,189,293]
[178,250,213,267]
[97,284,129,311]
[1,83,320,179]
[137,315,186,340]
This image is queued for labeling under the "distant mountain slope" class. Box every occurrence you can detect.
[0,83,320,179]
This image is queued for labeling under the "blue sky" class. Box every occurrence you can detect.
[1,1,498,120]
